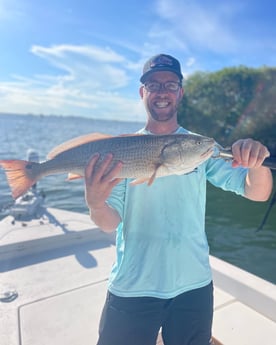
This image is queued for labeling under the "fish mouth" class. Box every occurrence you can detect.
[200,146,215,159]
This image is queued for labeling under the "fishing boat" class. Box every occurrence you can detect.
[1,183,276,345]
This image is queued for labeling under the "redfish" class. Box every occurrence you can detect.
[0,132,215,199]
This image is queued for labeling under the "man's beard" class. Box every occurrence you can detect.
[148,102,178,122]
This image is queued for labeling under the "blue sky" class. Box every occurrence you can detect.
[0,0,276,122]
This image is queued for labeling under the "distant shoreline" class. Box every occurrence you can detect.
[0,112,144,125]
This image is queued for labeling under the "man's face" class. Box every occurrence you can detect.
[140,71,184,123]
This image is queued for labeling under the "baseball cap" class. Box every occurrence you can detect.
[140,54,183,83]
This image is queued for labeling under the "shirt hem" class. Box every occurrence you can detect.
[108,278,212,299]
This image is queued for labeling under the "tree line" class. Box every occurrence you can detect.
[178,66,276,155]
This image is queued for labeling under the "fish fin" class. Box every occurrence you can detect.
[0,160,37,199]
[147,171,157,186]
[130,173,156,186]
[130,164,161,186]
[147,163,163,186]
[130,177,150,185]
[67,173,83,181]
[47,133,113,159]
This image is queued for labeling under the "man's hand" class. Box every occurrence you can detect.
[85,153,123,209]
[231,139,273,201]
[231,139,270,169]
[84,153,123,231]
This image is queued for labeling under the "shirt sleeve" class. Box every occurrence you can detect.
[206,158,248,196]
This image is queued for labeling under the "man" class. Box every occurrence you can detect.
[84,54,273,345]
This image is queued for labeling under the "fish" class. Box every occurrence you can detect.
[0,132,215,199]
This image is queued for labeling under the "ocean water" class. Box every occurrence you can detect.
[0,114,275,283]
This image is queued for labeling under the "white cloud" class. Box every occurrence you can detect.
[31,44,125,63]
[0,43,145,121]
[30,44,130,89]
[0,77,143,121]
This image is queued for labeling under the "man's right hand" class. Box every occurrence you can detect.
[84,153,123,231]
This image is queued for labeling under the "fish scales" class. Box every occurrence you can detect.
[46,134,206,178]
[0,133,215,199]
[41,135,169,178]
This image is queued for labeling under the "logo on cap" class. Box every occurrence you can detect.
[150,55,174,67]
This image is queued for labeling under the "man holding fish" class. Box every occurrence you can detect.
[84,54,273,345]
[0,53,272,345]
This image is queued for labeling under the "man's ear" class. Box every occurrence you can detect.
[139,85,144,99]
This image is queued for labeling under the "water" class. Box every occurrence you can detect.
[0,114,275,284]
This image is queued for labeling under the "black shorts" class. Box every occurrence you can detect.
[97,282,213,345]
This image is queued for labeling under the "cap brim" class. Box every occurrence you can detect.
[140,67,183,83]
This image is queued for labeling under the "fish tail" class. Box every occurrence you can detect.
[0,159,39,199]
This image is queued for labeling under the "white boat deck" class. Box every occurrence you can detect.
[1,207,276,345]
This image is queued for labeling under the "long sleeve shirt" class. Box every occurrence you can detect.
[106,127,247,298]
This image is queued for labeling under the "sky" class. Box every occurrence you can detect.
[0,0,276,122]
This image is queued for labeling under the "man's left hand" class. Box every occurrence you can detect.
[231,139,270,168]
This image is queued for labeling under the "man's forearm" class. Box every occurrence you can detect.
[89,202,121,233]
[244,166,273,201]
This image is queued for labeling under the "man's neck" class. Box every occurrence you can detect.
[145,122,180,135]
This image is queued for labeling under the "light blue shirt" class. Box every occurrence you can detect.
[107,127,248,298]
